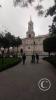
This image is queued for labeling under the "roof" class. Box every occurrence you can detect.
[21,34,48,40]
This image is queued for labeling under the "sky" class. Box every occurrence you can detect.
[0,0,54,38]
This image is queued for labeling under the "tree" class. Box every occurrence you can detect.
[46,0,56,17]
[5,32,16,55]
[43,37,56,56]
[13,0,44,16]
[49,23,56,37]
[0,31,22,57]
[2,37,9,48]
[45,0,56,36]
[15,37,22,54]
[43,0,56,56]
[0,34,3,49]
[5,32,11,54]
[10,35,16,55]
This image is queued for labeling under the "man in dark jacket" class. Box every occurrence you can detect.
[36,53,39,63]
[22,53,26,64]
[31,54,35,63]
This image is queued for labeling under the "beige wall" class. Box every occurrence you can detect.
[18,35,47,55]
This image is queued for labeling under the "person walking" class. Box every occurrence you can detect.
[22,53,26,64]
[36,53,39,63]
[31,54,35,63]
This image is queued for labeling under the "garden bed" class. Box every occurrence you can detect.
[0,57,22,72]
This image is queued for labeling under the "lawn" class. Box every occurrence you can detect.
[0,57,22,72]
[43,56,56,67]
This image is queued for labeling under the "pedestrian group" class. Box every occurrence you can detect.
[22,53,39,64]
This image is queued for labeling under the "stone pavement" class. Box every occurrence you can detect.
[0,57,56,100]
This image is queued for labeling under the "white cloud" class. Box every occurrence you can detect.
[0,0,54,38]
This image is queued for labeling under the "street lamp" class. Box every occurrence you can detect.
[1,47,4,64]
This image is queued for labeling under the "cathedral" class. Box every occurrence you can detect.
[18,18,47,55]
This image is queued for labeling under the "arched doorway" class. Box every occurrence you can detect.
[20,48,23,55]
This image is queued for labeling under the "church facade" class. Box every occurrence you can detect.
[18,18,48,55]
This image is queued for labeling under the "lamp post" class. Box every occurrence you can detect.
[1,47,4,64]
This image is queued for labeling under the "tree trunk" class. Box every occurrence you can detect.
[7,48,10,57]
[13,47,14,54]
[17,46,18,56]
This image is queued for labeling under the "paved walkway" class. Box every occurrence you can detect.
[0,57,56,100]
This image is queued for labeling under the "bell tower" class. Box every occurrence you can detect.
[26,17,35,38]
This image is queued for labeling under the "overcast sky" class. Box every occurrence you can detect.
[0,0,54,38]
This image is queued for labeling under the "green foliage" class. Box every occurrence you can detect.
[45,0,56,17]
[43,37,56,54]
[15,37,22,47]
[43,56,56,67]
[0,57,22,72]
[45,0,56,36]
[49,23,56,37]
[0,34,3,47]
[13,0,35,7]
[13,0,44,16]
[0,32,22,49]
[5,32,16,47]
[46,5,56,17]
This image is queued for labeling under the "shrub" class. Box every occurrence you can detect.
[43,56,56,67]
[43,37,56,56]
[0,57,22,72]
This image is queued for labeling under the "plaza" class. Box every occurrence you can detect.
[0,56,56,100]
